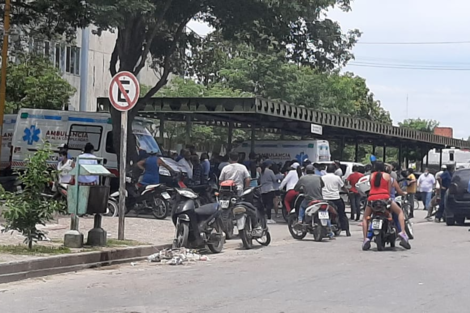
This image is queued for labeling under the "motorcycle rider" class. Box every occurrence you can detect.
[219,151,251,196]
[137,150,175,185]
[279,162,302,213]
[362,161,411,251]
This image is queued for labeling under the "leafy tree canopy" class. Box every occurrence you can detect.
[3,54,76,113]
[398,118,440,133]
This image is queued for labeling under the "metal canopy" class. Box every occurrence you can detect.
[97,97,470,149]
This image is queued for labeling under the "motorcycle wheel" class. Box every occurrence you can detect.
[287,214,307,240]
[173,223,189,249]
[256,230,271,247]
[151,196,169,220]
[239,218,254,249]
[313,225,323,242]
[105,199,119,217]
[375,233,385,251]
[207,220,224,253]
[405,221,414,240]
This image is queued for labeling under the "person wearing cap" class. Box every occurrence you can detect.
[260,159,278,224]
[137,149,175,186]
[279,162,303,214]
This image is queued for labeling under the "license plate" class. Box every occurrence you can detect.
[318,211,329,219]
[372,219,383,229]
[220,200,230,209]
[161,192,171,200]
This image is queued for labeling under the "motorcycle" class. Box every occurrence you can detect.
[368,199,397,251]
[356,175,414,240]
[232,187,271,249]
[109,174,171,219]
[287,199,342,241]
[171,187,224,253]
[216,180,238,239]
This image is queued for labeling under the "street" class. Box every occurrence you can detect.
[1,211,469,313]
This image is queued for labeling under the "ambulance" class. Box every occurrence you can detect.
[10,109,179,175]
[1,114,17,172]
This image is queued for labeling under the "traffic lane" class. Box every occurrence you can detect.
[1,220,469,313]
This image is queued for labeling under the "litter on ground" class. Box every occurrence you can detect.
[147,248,210,265]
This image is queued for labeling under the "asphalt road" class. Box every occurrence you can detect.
[2,211,470,313]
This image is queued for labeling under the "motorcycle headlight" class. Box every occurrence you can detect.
[233,206,246,214]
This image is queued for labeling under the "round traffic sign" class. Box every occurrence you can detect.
[108,71,140,111]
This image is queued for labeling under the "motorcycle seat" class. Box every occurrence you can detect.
[195,203,219,217]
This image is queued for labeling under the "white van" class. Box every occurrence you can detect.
[1,114,17,171]
[11,109,177,175]
[234,140,331,165]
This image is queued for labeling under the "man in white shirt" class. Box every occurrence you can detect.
[322,164,350,236]
[418,168,435,212]
[334,161,343,177]
[219,152,251,196]
[78,143,99,185]
[178,149,194,180]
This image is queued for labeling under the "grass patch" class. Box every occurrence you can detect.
[0,245,72,255]
[106,239,146,247]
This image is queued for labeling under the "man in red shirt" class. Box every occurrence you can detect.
[346,165,364,221]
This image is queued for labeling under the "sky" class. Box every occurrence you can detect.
[188,0,470,139]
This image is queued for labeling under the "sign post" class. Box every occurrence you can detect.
[109,71,140,240]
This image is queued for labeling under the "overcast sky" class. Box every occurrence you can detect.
[188,0,470,139]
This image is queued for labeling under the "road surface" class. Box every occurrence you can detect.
[1,211,469,313]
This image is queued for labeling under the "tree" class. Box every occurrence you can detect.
[398,118,440,133]
[1,144,64,249]
[4,54,76,113]
[3,0,359,162]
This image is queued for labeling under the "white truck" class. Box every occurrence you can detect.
[234,140,331,165]
[10,109,183,176]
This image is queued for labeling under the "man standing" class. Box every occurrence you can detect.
[418,168,435,216]
[219,152,251,196]
[346,165,364,221]
[406,168,417,218]
[436,165,453,223]
[334,160,343,177]
[322,164,351,236]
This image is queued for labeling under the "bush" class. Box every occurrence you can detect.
[1,143,65,249]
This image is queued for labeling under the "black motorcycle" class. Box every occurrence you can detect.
[368,200,397,251]
[171,187,224,253]
[109,173,170,219]
[217,180,239,239]
[232,187,271,249]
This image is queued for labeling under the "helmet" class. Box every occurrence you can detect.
[370,155,377,162]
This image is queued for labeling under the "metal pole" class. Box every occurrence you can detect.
[372,144,376,156]
[426,147,429,168]
[250,124,255,154]
[118,111,128,240]
[420,146,424,172]
[227,120,233,152]
[0,0,11,158]
[398,143,403,169]
[79,27,90,111]
[354,140,359,162]
[159,114,165,148]
[383,145,387,163]
[339,137,345,160]
[439,148,443,168]
[185,115,191,145]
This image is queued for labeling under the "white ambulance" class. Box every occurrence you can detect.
[11,109,179,175]
[234,140,331,165]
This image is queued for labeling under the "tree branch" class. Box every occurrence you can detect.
[141,19,189,103]
[110,40,119,77]
[133,0,174,75]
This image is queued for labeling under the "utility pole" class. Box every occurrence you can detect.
[0,0,11,157]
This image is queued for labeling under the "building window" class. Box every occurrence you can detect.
[70,46,80,75]
[55,44,61,68]
[44,41,50,57]
[66,46,71,73]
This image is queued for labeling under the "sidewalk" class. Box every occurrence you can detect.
[0,215,175,264]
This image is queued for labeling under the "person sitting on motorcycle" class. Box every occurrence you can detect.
[137,150,175,186]
[362,161,411,251]
[279,162,302,213]
[294,166,323,216]
[219,151,251,196]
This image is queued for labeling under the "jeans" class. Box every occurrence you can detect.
[298,199,309,222]
[262,191,275,220]
[406,193,415,216]
[349,192,362,220]
[330,198,349,233]
[422,191,432,210]
[436,189,447,219]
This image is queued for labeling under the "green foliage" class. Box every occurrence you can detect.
[4,54,76,113]
[399,118,440,133]
[0,245,71,255]
[1,144,65,249]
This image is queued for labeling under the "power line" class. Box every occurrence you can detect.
[348,63,470,71]
[357,40,470,45]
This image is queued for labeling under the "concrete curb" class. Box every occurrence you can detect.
[0,244,171,284]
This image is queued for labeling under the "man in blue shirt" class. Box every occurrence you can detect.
[435,166,453,222]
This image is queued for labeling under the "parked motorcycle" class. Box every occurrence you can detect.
[368,199,397,251]
[109,174,170,219]
[232,187,271,249]
[171,187,224,253]
[217,180,238,239]
[287,199,341,241]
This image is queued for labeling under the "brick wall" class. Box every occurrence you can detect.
[434,127,453,138]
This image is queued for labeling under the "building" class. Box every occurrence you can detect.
[28,27,161,112]
[433,127,453,138]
